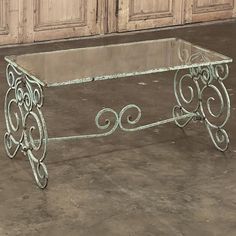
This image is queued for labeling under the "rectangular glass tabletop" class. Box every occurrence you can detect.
[5,38,232,87]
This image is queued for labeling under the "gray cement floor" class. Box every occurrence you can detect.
[0,21,236,236]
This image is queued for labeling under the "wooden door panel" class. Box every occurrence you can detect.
[130,0,172,21]
[0,0,7,33]
[185,0,236,23]
[34,0,86,30]
[117,0,183,32]
[1,0,236,46]
[195,0,233,10]
[24,0,100,43]
[0,0,19,45]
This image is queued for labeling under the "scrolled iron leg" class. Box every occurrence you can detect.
[197,64,231,151]
[173,63,231,151]
[4,63,48,188]
[172,69,202,128]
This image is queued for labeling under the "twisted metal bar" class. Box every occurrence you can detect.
[4,63,48,188]
[173,61,230,151]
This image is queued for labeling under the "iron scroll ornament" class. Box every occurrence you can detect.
[173,51,230,151]
[4,63,194,189]
[4,63,48,188]
[4,49,231,189]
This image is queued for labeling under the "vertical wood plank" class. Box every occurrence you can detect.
[18,0,24,43]
[233,0,236,16]
[107,0,117,33]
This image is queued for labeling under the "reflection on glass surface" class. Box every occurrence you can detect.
[5,38,232,86]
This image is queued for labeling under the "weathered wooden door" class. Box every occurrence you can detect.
[23,0,101,43]
[117,0,184,32]
[185,0,236,23]
[0,0,20,45]
[0,0,236,46]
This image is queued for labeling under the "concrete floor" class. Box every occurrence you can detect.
[0,21,236,236]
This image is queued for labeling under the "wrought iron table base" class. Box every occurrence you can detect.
[4,63,231,189]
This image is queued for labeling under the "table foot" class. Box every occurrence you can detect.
[173,63,230,151]
[4,63,48,188]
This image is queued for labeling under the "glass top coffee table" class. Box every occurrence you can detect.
[4,38,233,188]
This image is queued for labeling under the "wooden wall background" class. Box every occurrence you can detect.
[0,0,236,46]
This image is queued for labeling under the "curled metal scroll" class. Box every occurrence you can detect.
[57,104,143,140]
[4,63,48,188]
[49,103,195,144]
[77,104,143,138]
[173,60,230,151]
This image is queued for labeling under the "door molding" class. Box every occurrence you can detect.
[185,0,235,23]
[0,0,236,45]
[23,0,101,43]
[0,0,8,35]
[0,0,19,45]
[193,0,234,13]
[129,0,174,21]
[33,0,87,31]
[117,0,184,32]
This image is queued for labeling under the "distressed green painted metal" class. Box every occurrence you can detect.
[4,38,233,189]
[4,64,48,188]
